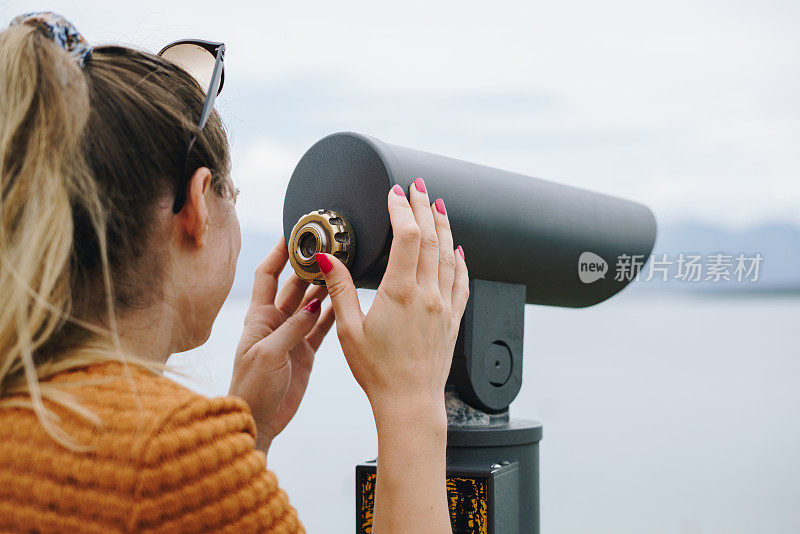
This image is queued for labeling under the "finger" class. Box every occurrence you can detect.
[431,197,455,301]
[382,184,421,287]
[297,284,328,313]
[451,246,469,318]
[306,303,336,352]
[274,273,311,317]
[251,236,289,307]
[409,177,439,288]
[314,252,364,338]
[252,297,322,356]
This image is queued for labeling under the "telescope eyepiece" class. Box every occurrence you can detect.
[297,229,319,260]
[288,209,356,285]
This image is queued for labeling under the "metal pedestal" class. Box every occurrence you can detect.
[446,420,542,533]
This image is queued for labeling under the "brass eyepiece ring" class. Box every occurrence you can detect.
[288,209,356,285]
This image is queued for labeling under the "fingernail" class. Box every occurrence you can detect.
[303,297,321,314]
[457,245,465,260]
[315,253,333,274]
[434,198,446,215]
[392,184,405,196]
[413,177,426,193]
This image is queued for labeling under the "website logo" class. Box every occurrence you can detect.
[578,251,608,284]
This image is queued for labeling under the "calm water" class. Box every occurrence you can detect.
[171,291,800,533]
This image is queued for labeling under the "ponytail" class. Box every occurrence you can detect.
[0,24,117,448]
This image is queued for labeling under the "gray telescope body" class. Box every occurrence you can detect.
[283,132,656,307]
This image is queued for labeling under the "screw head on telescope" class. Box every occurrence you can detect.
[288,209,356,285]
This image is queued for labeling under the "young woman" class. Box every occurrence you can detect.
[0,12,468,533]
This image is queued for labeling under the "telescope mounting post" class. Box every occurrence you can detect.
[449,279,526,413]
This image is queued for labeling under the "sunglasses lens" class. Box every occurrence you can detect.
[161,43,219,94]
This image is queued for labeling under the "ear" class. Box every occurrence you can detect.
[177,167,212,248]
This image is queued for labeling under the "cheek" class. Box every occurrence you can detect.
[215,207,240,295]
[227,210,241,276]
[233,212,242,258]
[205,203,239,291]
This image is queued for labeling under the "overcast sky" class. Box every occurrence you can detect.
[3,0,798,231]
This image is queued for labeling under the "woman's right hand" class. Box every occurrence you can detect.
[314,177,469,418]
[315,177,468,533]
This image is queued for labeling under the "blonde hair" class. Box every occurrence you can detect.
[0,24,231,448]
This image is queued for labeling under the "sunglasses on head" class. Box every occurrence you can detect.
[158,39,226,213]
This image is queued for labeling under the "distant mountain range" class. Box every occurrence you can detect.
[229,221,800,298]
[231,230,284,298]
[645,221,800,292]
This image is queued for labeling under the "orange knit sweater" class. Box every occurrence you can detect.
[0,362,304,533]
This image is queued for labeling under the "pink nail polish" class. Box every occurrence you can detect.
[315,253,333,274]
[413,177,426,193]
[304,298,321,314]
[434,198,446,215]
[392,184,405,196]
[457,245,465,260]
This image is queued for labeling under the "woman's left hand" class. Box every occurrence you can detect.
[229,237,336,457]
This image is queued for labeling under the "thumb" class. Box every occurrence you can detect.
[314,253,364,335]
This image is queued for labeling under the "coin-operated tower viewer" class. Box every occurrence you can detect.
[282,132,656,534]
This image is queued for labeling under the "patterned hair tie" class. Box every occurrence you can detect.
[9,11,92,68]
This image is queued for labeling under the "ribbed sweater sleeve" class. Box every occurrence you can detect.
[0,364,304,533]
[128,395,304,533]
